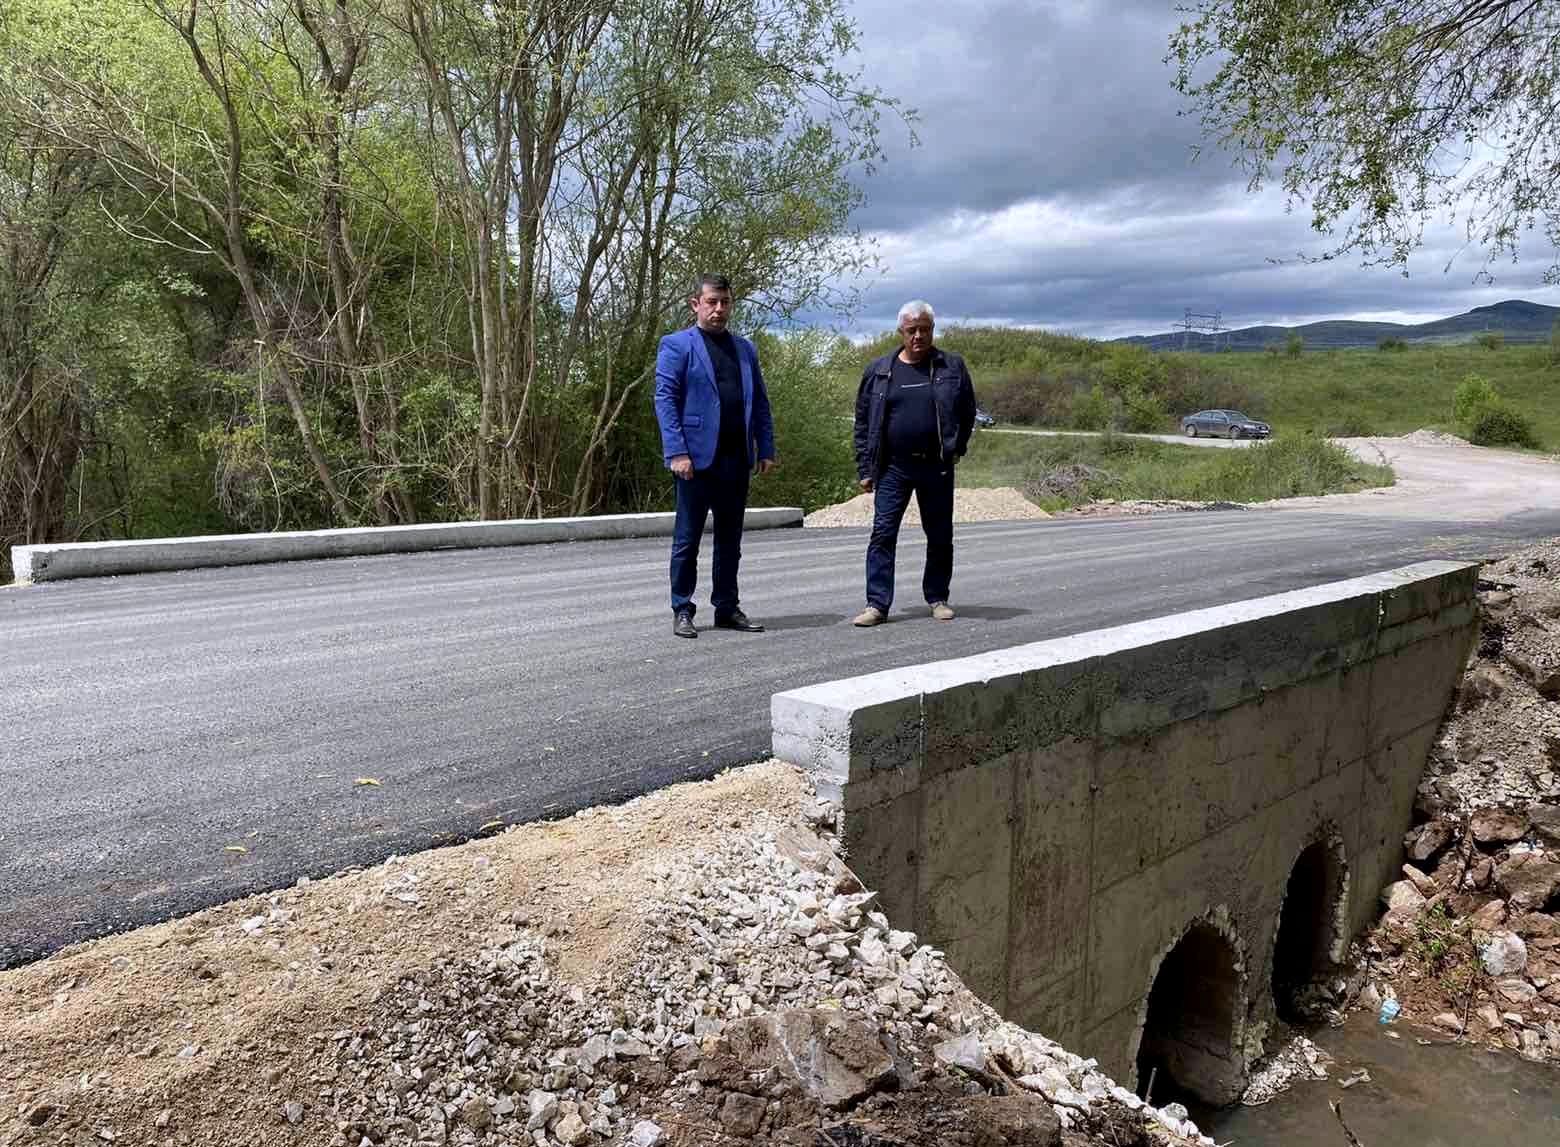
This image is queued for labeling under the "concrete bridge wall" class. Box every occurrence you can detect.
[772,561,1478,1102]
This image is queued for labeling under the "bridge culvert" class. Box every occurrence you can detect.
[1272,839,1347,1023]
[1135,921,1245,1109]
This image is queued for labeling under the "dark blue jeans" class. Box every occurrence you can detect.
[670,452,751,618]
[866,458,954,612]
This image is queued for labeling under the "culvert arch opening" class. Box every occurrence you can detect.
[1271,839,1347,1024]
[1135,921,1244,1109]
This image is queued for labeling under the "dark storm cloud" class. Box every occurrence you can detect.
[822,0,1560,336]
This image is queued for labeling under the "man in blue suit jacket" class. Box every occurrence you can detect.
[653,273,777,639]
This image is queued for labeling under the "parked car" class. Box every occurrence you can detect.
[1179,409,1271,439]
[974,407,996,428]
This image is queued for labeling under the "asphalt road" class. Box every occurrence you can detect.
[5,507,1559,967]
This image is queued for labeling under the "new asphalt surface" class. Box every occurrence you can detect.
[4,507,1558,967]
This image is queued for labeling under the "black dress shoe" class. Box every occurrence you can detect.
[673,611,697,639]
[713,609,764,632]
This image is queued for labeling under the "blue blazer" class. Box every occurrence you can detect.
[653,325,776,470]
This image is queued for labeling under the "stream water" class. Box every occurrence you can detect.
[1204,1013,1559,1146]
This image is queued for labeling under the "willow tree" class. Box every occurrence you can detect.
[1171,1,1560,276]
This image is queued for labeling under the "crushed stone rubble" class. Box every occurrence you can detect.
[1341,539,1560,1063]
[326,820,1209,1145]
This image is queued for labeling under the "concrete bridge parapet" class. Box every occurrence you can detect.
[772,561,1478,1104]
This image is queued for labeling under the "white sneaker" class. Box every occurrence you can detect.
[853,606,886,627]
[930,601,955,621]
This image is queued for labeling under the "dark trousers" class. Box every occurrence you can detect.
[866,457,954,612]
[670,452,751,617]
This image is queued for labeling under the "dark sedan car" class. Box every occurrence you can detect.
[1180,409,1272,439]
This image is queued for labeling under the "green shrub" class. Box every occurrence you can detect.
[1377,336,1407,351]
[982,369,1075,425]
[1069,384,1113,431]
[1284,332,1303,357]
[1120,387,1166,433]
[1452,372,1500,424]
[1476,330,1505,351]
[1192,434,1393,501]
[1468,404,1540,448]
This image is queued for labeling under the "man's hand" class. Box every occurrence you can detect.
[859,477,874,493]
[670,454,694,480]
[757,457,778,476]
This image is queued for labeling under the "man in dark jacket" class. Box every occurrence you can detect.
[653,273,777,639]
[851,300,977,626]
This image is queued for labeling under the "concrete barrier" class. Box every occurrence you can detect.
[772,560,1478,1103]
[11,507,804,585]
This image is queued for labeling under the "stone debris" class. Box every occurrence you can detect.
[1239,1036,1330,1106]
[1359,539,1560,1064]
[324,820,1210,1145]
[803,486,1050,528]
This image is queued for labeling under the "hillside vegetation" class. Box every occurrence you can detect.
[835,326,1559,448]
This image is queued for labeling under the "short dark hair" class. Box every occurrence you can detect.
[692,273,731,298]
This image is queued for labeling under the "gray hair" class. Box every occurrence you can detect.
[897,300,935,327]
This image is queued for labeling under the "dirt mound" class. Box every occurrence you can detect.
[804,487,1050,528]
[1398,429,1472,448]
[0,763,1205,1147]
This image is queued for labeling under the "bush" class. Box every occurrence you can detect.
[1476,330,1505,351]
[982,369,1075,425]
[1284,332,1303,357]
[1468,404,1540,449]
[1452,372,1500,424]
[1069,384,1113,431]
[1377,336,1407,351]
[1120,387,1166,433]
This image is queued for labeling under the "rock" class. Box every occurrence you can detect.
[1498,852,1560,913]
[1531,805,1560,848]
[1482,931,1529,976]
[1381,880,1426,913]
[1470,857,1496,889]
[554,1112,592,1146]
[1514,913,1560,939]
[154,1110,171,1130]
[526,1090,558,1131]
[1519,1029,1545,1061]
[493,1095,515,1118]
[1472,808,1530,844]
[25,1104,57,1127]
[1474,1004,1504,1033]
[1507,649,1560,700]
[1470,900,1509,931]
[1497,979,1539,1005]
[628,1122,666,1147]
[1402,864,1439,898]
[719,1092,767,1137]
[282,1102,304,1126]
[933,1032,987,1074]
[1431,1012,1464,1033]
[459,1097,491,1132]
[577,1034,610,1068]
[714,1009,897,1110]
[1405,821,1456,862]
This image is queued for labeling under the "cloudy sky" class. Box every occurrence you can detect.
[825,0,1560,339]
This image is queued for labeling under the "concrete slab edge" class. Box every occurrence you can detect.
[11,507,805,585]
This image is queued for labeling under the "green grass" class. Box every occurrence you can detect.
[1214,343,1560,444]
[828,329,1560,448]
[957,430,1394,509]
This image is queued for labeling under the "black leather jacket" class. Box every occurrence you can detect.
[853,347,978,480]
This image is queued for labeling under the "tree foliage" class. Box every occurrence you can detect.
[1171,2,1560,277]
[0,0,898,576]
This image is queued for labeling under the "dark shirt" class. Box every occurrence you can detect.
[699,328,747,461]
[885,355,939,460]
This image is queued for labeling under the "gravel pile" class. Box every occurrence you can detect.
[803,487,1050,528]
[328,816,1211,1146]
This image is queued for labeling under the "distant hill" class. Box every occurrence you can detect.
[1115,299,1560,352]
